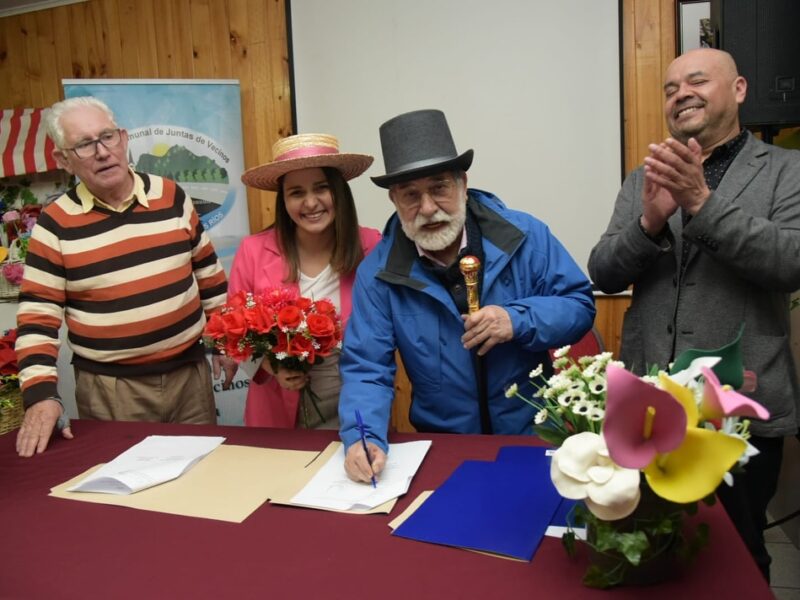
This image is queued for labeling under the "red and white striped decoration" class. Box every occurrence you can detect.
[0,108,59,178]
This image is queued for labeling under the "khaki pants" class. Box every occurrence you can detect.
[75,360,217,424]
[298,352,341,430]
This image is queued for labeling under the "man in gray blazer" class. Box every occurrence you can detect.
[589,48,800,581]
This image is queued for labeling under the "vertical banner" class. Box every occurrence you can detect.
[61,79,251,425]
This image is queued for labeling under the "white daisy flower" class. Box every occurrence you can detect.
[571,400,592,416]
[588,406,605,421]
[504,383,519,398]
[529,365,544,379]
[588,378,606,395]
[534,408,548,425]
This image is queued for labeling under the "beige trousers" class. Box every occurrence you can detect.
[75,360,217,424]
[297,352,341,430]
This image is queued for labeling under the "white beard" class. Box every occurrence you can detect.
[400,200,467,251]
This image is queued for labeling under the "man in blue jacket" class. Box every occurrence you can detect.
[339,109,595,481]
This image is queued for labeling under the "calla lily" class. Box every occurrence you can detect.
[658,372,699,427]
[668,356,720,386]
[701,367,770,421]
[670,326,745,389]
[550,431,641,521]
[644,427,746,503]
[602,366,687,470]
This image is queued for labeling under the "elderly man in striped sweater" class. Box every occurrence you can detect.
[14,96,236,457]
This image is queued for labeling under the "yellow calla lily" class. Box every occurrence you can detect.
[644,427,745,503]
[658,372,699,427]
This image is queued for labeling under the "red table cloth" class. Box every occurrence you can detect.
[0,420,773,600]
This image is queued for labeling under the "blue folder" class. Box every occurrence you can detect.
[495,445,582,529]
[392,448,561,561]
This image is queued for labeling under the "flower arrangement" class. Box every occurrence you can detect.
[0,328,20,408]
[203,289,343,420]
[507,333,767,588]
[0,180,43,292]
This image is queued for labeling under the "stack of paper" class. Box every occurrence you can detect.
[288,440,431,512]
[67,435,225,495]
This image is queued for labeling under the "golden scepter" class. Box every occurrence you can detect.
[459,255,481,314]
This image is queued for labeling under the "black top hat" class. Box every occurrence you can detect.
[371,109,473,189]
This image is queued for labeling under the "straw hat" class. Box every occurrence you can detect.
[241,133,373,192]
[371,109,473,189]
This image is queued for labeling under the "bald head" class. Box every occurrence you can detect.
[663,48,747,151]
[668,48,739,82]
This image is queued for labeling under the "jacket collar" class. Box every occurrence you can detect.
[378,191,525,295]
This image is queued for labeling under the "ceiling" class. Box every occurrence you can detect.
[0,0,86,18]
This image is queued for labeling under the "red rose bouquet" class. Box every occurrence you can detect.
[0,328,20,412]
[204,289,343,420]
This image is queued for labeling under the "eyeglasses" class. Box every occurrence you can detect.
[392,176,460,211]
[64,129,123,159]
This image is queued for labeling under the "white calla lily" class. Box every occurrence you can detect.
[550,432,641,521]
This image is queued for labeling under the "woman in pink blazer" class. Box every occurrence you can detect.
[232,134,380,428]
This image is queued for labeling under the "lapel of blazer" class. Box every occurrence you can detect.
[682,134,767,272]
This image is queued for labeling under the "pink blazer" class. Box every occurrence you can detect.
[227,226,381,427]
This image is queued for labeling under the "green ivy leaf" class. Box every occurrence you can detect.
[616,531,649,565]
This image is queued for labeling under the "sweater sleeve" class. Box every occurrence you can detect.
[15,210,65,408]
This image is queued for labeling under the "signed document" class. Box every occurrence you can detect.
[68,435,226,495]
[289,440,432,511]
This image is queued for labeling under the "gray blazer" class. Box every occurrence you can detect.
[589,132,800,436]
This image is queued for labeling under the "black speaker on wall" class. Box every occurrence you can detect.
[710,0,800,128]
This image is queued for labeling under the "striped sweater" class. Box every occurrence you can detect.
[15,172,228,408]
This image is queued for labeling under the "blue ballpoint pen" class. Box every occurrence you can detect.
[355,409,377,488]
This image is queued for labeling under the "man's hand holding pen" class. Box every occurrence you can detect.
[345,441,387,484]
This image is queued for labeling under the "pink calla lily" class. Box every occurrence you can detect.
[701,367,770,421]
[602,365,688,470]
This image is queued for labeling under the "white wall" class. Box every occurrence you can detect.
[290,0,622,273]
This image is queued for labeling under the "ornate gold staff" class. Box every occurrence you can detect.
[459,255,481,314]
[458,254,491,433]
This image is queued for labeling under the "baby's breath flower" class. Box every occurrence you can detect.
[504,383,519,398]
[553,345,571,359]
[534,408,548,425]
[553,356,570,370]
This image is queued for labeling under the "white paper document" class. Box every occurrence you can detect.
[68,435,226,495]
[290,440,432,511]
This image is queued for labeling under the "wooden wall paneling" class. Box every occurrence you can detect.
[82,1,109,78]
[228,0,260,233]
[208,0,233,77]
[152,0,181,79]
[2,16,31,107]
[621,0,638,175]
[96,0,124,79]
[247,37,278,234]
[66,3,91,79]
[189,0,215,78]
[116,0,141,77]
[133,0,160,77]
[594,295,632,360]
[172,0,196,77]
[20,12,44,108]
[33,10,60,107]
[0,19,11,107]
